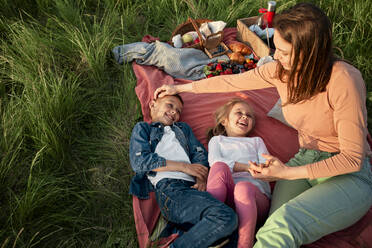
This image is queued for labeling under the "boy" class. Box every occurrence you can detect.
[129,94,237,248]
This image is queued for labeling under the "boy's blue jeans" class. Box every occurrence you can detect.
[254,149,372,248]
[155,178,238,248]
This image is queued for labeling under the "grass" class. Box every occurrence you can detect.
[0,0,370,247]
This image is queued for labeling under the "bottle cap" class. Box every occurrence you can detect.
[268,1,276,12]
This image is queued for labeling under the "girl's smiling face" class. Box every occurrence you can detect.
[222,102,254,137]
[273,30,294,70]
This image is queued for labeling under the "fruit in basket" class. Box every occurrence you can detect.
[224,68,233,75]
[215,63,223,71]
[182,34,194,43]
[182,42,193,48]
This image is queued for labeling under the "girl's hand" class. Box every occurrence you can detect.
[154,84,179,99]
[248,154,289,181]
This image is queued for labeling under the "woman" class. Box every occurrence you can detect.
[154,3,372,247]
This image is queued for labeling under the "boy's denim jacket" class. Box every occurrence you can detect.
[129,121,209,199]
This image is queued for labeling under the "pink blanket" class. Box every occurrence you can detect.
[131,28,372,248]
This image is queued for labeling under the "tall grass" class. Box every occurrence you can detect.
[0,0,370,247]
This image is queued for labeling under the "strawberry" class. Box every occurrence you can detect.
[215,63,223,71]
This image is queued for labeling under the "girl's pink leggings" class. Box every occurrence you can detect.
[207,162,270,248]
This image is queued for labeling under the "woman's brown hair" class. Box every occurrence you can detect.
[273,3,336,104]
[206,98,255,141]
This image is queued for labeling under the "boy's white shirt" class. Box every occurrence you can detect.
[208,135,271,197]
[148,126,195,187]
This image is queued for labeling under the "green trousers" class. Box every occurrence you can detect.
[253,149,372,248]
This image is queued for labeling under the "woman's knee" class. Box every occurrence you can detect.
[255,203,304,247]
[257,200,332,247]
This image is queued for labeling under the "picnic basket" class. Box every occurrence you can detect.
[170,17,224,50]
[236,16,270,58]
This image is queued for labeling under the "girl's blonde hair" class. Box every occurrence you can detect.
[207,98,255,141]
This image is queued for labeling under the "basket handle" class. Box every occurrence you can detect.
[188,17,205,47]
[204,31,223,50]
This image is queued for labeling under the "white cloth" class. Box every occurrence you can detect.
[208,135,271,197]
[148,126,195,186]
[172,34,183,48]
[257,55,274,67]
[200,21,227,41]
[249,24,274,39]
[208,21,227,34]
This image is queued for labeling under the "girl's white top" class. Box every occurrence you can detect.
[208,135,271,197]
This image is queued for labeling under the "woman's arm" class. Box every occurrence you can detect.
[306,65,367,179]
[154,62,277,99]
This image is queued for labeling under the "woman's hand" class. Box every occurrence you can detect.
[154,84,179,99]
[248,154,289,181]
[154,83,193,99]
[248,154,309,181]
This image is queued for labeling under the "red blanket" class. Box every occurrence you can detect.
[131,28,372,248]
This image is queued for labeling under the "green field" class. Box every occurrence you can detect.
[0,0,371,247]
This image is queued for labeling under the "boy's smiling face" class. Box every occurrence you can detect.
[149,95,183,126]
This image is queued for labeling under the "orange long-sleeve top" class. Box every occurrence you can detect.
[192,61,369,179]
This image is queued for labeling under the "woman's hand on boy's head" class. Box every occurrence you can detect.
[154,84,177,99]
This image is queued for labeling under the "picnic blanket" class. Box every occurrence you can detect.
[127,28,372,248]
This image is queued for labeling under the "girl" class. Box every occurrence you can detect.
[206,98,270,248]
